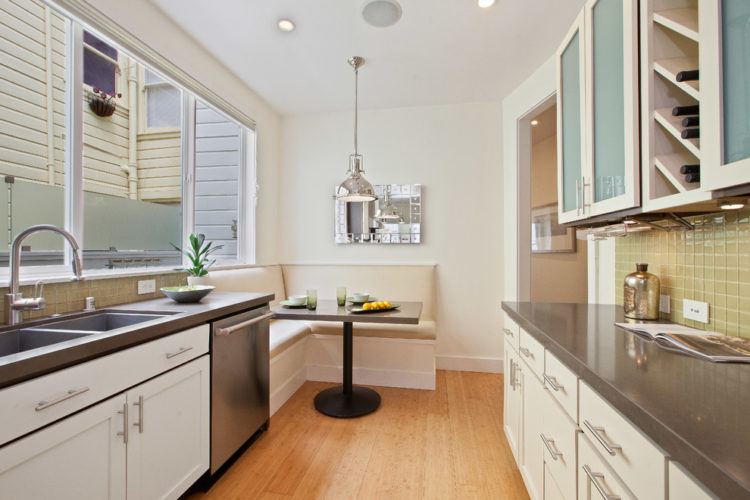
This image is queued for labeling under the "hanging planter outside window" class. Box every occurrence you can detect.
[88,88,121,117]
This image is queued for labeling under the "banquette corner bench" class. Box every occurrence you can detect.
[201,264,437,414]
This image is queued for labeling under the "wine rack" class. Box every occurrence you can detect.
[641,0,713,211]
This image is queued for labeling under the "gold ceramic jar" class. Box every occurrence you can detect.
[623,263,660,320]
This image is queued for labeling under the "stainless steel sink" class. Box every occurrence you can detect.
[39,311,174,333]
[0,328,94,357]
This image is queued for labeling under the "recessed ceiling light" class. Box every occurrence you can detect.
[530,120,539,126]
[721,202,745,210]
[277,19,295,32]
[478,0,496,8]
[362,0,402,28]
[623,218,638,225]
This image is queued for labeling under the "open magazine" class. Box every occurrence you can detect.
[615,323,750,363]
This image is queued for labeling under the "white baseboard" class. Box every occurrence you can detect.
[306,364,436,390]
[435,355,503,373]
[270,365,306,416]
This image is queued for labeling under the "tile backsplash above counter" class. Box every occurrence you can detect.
[615,209,750,337]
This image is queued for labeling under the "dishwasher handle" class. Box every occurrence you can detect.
[215,311,275,336]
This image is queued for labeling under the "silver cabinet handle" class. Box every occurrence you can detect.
[582,176,590,213]
[543,373,564,392]
[117,402,128,444]
[541,434,563,460]
[165,345,193,359]
[503,328,514,338]
[519,347,534,359]
[215,311,275,336]
[35,386,90,411]
[583,464,620,500]
[583,420,622,456]
[576,178,582,215]
[509,359,516,390]
[133,395,144,433]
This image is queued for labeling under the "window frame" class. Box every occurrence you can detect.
[139,66,182,134]
[0,10,256,285]
[82,30,121,97]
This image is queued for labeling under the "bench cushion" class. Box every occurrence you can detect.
[201,265,286,305]
[308,320,436,341]
[270,319,311,357]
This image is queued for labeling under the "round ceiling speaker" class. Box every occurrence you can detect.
[362,0,403,28]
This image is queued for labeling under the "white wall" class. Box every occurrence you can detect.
[86,0,281,264]
[279,102,504,371]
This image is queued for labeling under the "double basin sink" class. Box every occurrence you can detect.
[0,311,176,358]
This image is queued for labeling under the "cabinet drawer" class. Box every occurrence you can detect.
[519,328,544,380]
[0,325,208,447]
[579,382,666,499]
[544,464,567,500]
[578,432,635,500]
[502,313,520,353]
[668,462,715,500]
[544,350,579,423]
[541,388,577,498]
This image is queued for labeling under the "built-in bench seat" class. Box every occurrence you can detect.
[203,264,437,413]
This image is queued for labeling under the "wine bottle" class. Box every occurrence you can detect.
[684,173,700,183]
[681,116,699,127]
[672,105,699,116]
[675,69,699,82]
[679,164,700,175]
[682,128,700,139]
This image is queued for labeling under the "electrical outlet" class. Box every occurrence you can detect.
[683,299,709,323]
[659,294,671,314]
[137,279,156,295]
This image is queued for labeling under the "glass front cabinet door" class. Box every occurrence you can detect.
[701,0,750,190]
[557,11,588,224]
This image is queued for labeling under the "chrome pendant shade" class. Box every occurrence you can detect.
[374,185,403,221]
[336,56,377,202]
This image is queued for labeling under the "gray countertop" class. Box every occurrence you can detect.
[272,300,422,324]
[0,291,274,389]
[502,301,750,499]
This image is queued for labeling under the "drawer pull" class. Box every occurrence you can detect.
[543,373,564,392]
[540,433,563,460]
[215,312,275,336]
[583,464,620,500]
[117,402,128,444]
[503,328,514,338]
[35,386,90,411]
[165,345,193,359]
[519,347,534,359]
[583,419,622,456]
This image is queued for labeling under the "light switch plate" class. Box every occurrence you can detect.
[137,279,156,295]
[683,299,709,323]
[659,294,671,314]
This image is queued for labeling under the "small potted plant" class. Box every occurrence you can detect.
[172,233,224,286]
[88,88,121,117]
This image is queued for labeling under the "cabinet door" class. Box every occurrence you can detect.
[0,394,127,500]
[126,355,210,500]
[701,0,750,190]
[557,10,588,224]
[520,362,545,500]
[585,0,640,216]
[503,342,522,462]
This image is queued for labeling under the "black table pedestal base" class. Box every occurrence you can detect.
[314,385,381,418]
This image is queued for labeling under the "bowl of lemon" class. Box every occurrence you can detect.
[350,300,400,314]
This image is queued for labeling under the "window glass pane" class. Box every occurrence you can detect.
[83,31,117,95]
[722,0,750,164]
[82,51,182,269]
[0,0,68,267]
[561,29,582,213]
[194,100,241,261]
[146,84,181,128]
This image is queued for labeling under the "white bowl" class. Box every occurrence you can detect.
[352,292,370,302]
[287,295,307,306]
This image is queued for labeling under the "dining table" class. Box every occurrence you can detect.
[272,299,423,418]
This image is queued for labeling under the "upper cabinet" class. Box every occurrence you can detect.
[557,1,640,223]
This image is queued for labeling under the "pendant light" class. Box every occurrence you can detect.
[336,56,378,202]
[374,185,403,221]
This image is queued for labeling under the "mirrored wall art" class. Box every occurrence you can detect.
[334,184,422,244]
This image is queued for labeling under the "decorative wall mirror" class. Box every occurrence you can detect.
[334,184,422,244]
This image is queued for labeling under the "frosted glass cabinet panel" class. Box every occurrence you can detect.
[584,0,640,216]
[701,1,750,190]
[556,11,587,224]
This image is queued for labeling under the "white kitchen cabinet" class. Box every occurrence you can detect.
[578,431,635,500]
[0,394,127,500]
[504,339,522,462]
[126,355,210,500]
[668,461,715,500]
[520,357,546,500]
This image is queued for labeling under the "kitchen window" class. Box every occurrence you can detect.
[0,0,256,280]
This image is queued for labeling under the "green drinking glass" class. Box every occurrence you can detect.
[336,287,347,307]
[306,289,317,310]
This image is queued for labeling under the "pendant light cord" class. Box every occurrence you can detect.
[353,63,358,156]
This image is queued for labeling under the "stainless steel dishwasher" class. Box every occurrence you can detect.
[210,306,274,474]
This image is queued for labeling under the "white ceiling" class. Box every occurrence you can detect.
[151,0,586,115]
